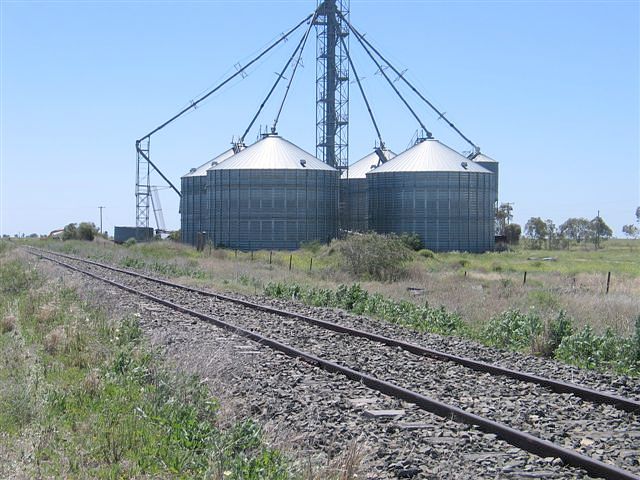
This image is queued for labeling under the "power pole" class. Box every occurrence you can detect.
[595,209,600,249]
[98,206,105,234]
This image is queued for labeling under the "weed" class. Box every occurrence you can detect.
[481,309,542,351]
[1,314,16,333]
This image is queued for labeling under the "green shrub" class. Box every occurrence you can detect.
[265,281,464,336]
[555,326,639,374]
[124,238,137,247]
[333,233,412,281]
[418,249,435,259]
[481,309,542,351]
[398,233,423,251]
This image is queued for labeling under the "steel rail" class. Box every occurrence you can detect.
[28,248,640,480]
[25,246,640,414]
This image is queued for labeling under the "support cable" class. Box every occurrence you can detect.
[271,12,317,133]
[340,36,385,151]
[239,22,313,144]
[137,12,313,143]
[339,12,480,154]
[344,17,432,139]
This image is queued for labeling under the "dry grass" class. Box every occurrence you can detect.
[43,326,66,354]
[1,314,16,333]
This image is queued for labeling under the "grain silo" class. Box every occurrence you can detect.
[208,133,338,250]
[180,148,235,246]
[367,138,494,252]
[472,153,499,207]
[340,149,395,232]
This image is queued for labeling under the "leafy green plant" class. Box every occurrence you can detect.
[265,282,464,336]
[481,309,542,351]
[555,326,639,374]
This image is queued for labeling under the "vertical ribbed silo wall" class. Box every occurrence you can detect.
[211,169,338,250]
[180,176,210,247]
[368,172,494,252]
[476,161,499,207]
[181,177,194,245]
[339,178,368,232]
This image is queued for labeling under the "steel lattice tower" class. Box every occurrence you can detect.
[315,0,349,171]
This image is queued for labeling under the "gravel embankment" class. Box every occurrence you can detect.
[30,251,640,479]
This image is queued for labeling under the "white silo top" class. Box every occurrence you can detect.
[473,153,498,163]
[209,134,336,171]
[182,148,235,178]
[368,139,491,174]
[341,149,396,179]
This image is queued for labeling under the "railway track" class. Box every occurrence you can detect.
[27,247,640,480]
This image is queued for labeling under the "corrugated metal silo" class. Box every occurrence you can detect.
[340,149,395,231]
[208,134,339,250]
[472,153,499,207]
[367,139,495,252]
[181,148,234,246]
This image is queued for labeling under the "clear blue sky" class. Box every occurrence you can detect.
[1,0,638,237]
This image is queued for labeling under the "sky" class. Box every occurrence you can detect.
[1,0,639,237]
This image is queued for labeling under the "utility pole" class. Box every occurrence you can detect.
[98,206,105,234]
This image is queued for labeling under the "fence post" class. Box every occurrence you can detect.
[523,271,527,285]
[464,271,467,277]
[289,254,292,271]
[251,251,254,261]
[235,249,238,259]
[606,271,611,294]
[309,257,313,271]
[269,251,272,265]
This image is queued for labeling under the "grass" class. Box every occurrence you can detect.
[1,249,347,479]
[19,236,640,375]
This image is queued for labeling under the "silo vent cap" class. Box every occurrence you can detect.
[189,168,197,173]
[299,159,307,167]
[210,161,218,167]
[461,161,468,170]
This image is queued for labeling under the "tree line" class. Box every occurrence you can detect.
[496,204,639,250]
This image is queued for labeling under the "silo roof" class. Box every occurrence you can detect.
[182,148,235,177]
[209,135,336,171]
[342,149,396,179]
[473,153,498,163]
[368,139,491,174]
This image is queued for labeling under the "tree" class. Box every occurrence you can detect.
[590,215,612,248]
[524,217,548,249]
[636,206,640,224]
[504,223,521,244]
[62,223,78,240]
[495,203,514,235]
[559,218,591,244]
[77,222,98,241]
[545,218,557,249]
[622,224,639,239]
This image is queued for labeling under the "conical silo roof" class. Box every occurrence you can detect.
[182,148,235,177]
[341,149,396,179]
[368,139,491,174]
[209,134,336,171]
[473,153,498,163]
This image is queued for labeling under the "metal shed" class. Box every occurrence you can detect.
[180,148,235,246]
[208,134,339,250]
[340,149,395,232]
[367,138,495,252]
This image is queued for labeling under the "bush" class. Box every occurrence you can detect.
[333,233,412,281]
[418,249,435,259]
[61,222,97,241]
[124,238,137,247]
[481,309,542,351]
[555,326,639,374]
[77,222,98,241]
[398,233,423,251]
[264,281,465,336]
